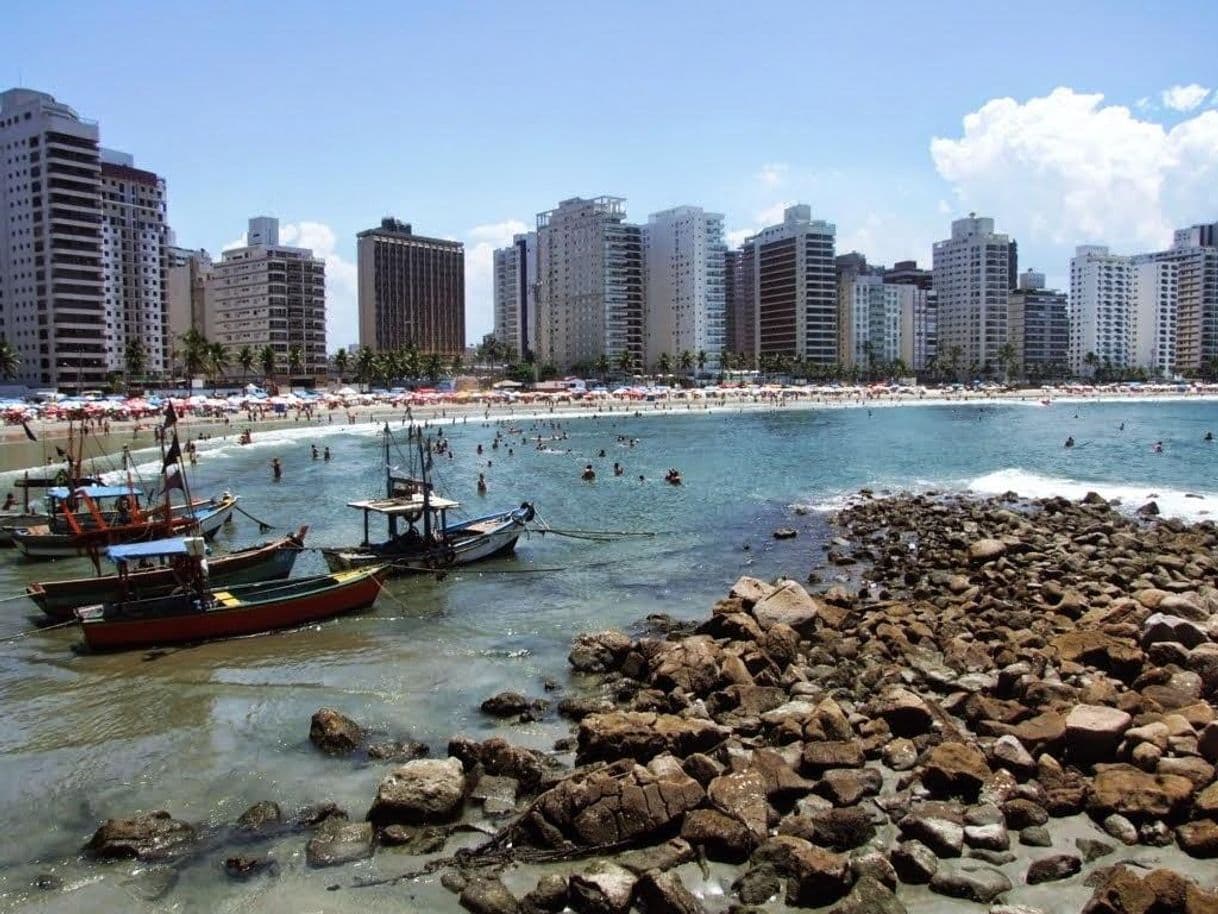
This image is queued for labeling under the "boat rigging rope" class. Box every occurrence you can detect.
[233,505,276,532]
[0,619,76,642]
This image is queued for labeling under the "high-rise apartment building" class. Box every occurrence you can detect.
[1141,224,1217,373]
[746,204,836,365]
[535,197,643,370]
[723,246,756,363]
[166,245,211,354]
[1131,259,1178,378]
[205,217,326,378]
[932,214,1015,375]
[357,217,465,354]
[1069,245,1134,374]
[884,261,935,371]
[839,273,900,370]
[492,232,535,359]
[885,260,933,290]
[0,89,106,391]
[1008,269,1069,379]
[99,149,168,376]
[642,206,726,372]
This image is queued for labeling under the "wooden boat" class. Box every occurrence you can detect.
[320,425,535,577]
[75,538,385,651]
[11,494,239,560]
[27,526,307,621]
[0,491,213,546]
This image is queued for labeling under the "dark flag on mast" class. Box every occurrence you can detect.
[164,468,185,493]
[163,401,177,429]
[162,434,181,472]
[21,421,36,442]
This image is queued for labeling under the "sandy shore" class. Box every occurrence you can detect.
[1,387,1215,477]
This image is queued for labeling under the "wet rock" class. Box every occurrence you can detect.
[460,875,521,914]
[471,774,518,816]
[773,528,798,540]
[827,875,907,914]
[294,802,347,827]
[784,843,852,907]
[751,579,823,631]
[968,539,1008,564]
[681,808,756,862]
[1065,704,1132,764]
[890,839,939,883]
[577,711,728,765]
[874,688,934,737]
[1087,765,1193,819]
[309,707,362,754]
[781,807,875,851]
[305,820,374,867]
[569,861,636,914]
[898,813,963,858]
[569,630,634,674]
[120,865,179,901]
[1002,799,1048,830]
[733,864,780,905]
[1019,826,1052,847]
[32,873,62,891]
[442,871,469,895]
[480,691,541,717]
[708,769,770,840]
[1026,853,1082,884]
[964,823,1009,851]
[636,869,707,914]
[1076,837,1115,862]
[84,811,196,862]
[802,740,865,774]
[1142,613,1207,650]
[1101,813,1138,845]
[930,862,1013,904]
[883,737,919,770]
[921,742,991,800]
[616,838,695,875]
[224,854,277,880]
[367,739,430,762]
[1176,820,1218,858]
[367,757,466,827]
[521,873,568,913]
[557,696,616,722]
[448,737,548,793]
[236,800,282,832]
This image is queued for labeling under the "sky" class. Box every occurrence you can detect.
[7,1,1218,349]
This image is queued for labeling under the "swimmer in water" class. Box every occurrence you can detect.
[1152,441,1163,453]
[1205,431,1213,442]
[1064,436,1074,448]
[324,447,332,461]
[271,457,283,480]
[581,464,596,481]
[613,462,624,476]
[477,473,487,495]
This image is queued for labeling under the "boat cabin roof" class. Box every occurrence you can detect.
[347,494,460,516]
[48,485,139,501]
[106,537,191,562]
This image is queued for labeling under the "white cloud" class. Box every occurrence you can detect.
[930,87,1218,253]
[725,228,754,248]
[756,162,789,188]
[1161,83,1211,112]
[463,219,529,341]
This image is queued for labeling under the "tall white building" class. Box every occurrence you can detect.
[746,204,837,365]
[1131,259,1178,379]
[1142,224,1217,374]
[205,217,326,379]
[839,274,900,370]
[535,197,643,371]
[932,214,1015,374]
[895,286,934,372]
[492,232,536,359]
[642,206,726,372]
[1069,245,1134,374]
[166,245,211,359]
[0,89,107,391]
[99,149,168,376]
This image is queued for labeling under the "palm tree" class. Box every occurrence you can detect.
[374,351,396,388]
[259,344,277,380]
[696,349,708,376]
[332,348,349,382]
[124,338,146,383]
[616,350,634,377]
[995,342,1018,382]
[1083,351,1100,380]
[424,351,444,384]
[207,342,229,389]
[450,351,463,376]
[287,344,304,378]
[945,345,963,382]
[595,354,610,383]
[354,346,376,386]
[0,338,20,380]
[679,350,694,377]
[181,328,210,378]
[399,345,420,384]
[236,345,256,383]
[657,352,672,377]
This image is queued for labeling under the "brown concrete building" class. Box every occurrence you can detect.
[357,217,465,354]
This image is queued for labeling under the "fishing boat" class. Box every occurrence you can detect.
[0,486,213,546]
[10,493,238,560]
[75,539,385,651]
[321,425,534,576]
[27,526,308,621]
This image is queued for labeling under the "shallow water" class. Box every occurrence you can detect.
[0,400,1215,910]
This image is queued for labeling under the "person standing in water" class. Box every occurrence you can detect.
[271,457,283,480]
[1064,436,1074,448]
[477,473,487,495]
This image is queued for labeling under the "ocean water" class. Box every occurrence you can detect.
[0,399,1214,911]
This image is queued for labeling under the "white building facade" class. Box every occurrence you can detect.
[840,274,900,370]
[895,285,934,372]
[932,215,1014,375]
[1069,245,1134,374]
[1131,258,1178,379]
[642,206,726,372]
[492,232,536,360]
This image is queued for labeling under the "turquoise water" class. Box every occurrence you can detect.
[0,399,1214,910]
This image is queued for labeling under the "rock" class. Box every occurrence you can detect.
[1019,827,1052,847]
[850,848,898,890]
[1005,711,1067,756]
[121,865,179,902]
[294,802,348,827]
[1065,704,1133,764]
[773,528,798,540]
[223,855,277,880]
[733,864,781,905]
[992,734,1036,776]
[890,839,939,883]
[731,576,775,606]
[898,814,964,858]
[791,807,875,852]
[480,691,532,717]
[964,823,1009,851]
[1137,500,1159,516]
[84,811,196,862]
[521,758,704,850]
[635,869,707,914]
[802,740,865,774]
[443,871,469,895]
[968,539,1008,564]
[883,737,920,770]
[817,768,881,807]
[1076,838,1115,862]
[708,769,770,840]
[1177,820,1218,858]
[1102,814,1139,845]
[930,862,1013,904]
[1051,632,1143,681]
[448,737,547,792]
[471,775,518,816]
[235,800,282,831]
[752,580,822,631]
[305,820,374,867]
[309,708,362,754]
[557,696,616,722]
[521,874,569,913]
[921,742,991,800]
[828,875,908,914]
[460,876,521,914]
[577,711,728,765]
[785,844,852,907]
[1002,799,1048,829]
[1088,765,1194,819]
[874,687,935,737]
[616,838,695,875]
[568,861,636,914]
[1142,613,1208,650]
[32,873,62,891]
[1026,853,1082,884]
[569,630,633,674]
[367,757,466,826]
[991,907,1046,914]
[367,740,429,762]
[1199,722,1218,764]
[681,808,756,862]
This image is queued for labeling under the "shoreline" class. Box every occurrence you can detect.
[1,389,1215,478]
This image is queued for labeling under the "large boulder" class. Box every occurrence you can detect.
[448,737,547,793]
[459,876,521,914]
[921,742,991,800]
[1142,613,1208,650]
[1087,765,1194,820]
[707,769,770,840]
[646,637,723,696]
[309,708,362,754]
[681,808,756,862]
[577,711,728,765]
[305,820,374,868]
[1051,632,1144,680]
[84,811,196,862]
[751,580,822,632]
[518,758,704,850]
[367,757,466,826]
[1064,704,1132,765]
[930,862,1012,904]
[873,688,934,737]
[568,861,636,914]
[635,869,707,914]
[569,631,634,674]
[968,539,1008,564]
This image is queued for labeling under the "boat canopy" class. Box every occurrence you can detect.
[106,538,193,562]
[48,485,138,500]
[347,495,460,517]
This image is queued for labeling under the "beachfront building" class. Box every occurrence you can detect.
[492,232,536,360]
[1068,245,1135,376]
[1131,258,1179,379]
[0,88,107,391]
[357,217,465,354]
[932,214,1016,376]
[839,273,901,371]
[884,260,936,372]
[535,196,644,372]
[744,204,837,366]
[1138,223,1217,375]
[99,149,169,376]
[205,216,327,379]
[1007,270,1069,379]
[723,245,756,365]
[166,244,211,350]
[642,206,726,374]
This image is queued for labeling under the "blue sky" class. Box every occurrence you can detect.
[8,0,1218,348]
